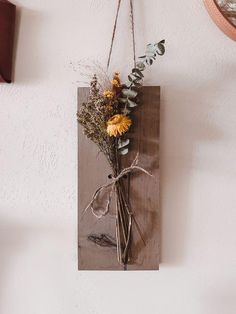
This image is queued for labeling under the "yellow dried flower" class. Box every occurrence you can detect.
[107,114,132,137]
[103,90,114,99]
[111,72,121,87]
[111,79,120,88]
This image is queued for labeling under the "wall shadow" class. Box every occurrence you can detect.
[0,216,30,302]
[159,74,230,266]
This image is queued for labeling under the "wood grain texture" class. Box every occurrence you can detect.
[78,86,160,270]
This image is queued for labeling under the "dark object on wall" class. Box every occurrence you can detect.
[0,0,16,83]
[78,86,160,270]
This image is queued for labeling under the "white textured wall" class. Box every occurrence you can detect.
[0,0,236,313]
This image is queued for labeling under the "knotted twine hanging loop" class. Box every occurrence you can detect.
[107,0,136,70]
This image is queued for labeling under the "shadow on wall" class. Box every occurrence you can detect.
[0,215,59,302]
[0,213,74,310]
[158,68,236,265]
[0,216,30,300]
[202,276,236,312]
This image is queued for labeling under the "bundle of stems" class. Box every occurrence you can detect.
[112,143,132,265]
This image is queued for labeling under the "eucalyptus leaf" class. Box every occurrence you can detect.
[133,81,142,87]
[119,148,129,155]
[132,73,142,80]
[132,68,144,78]
[155,40,165,55]
[127,99,137,107]
[136,62,145,71]
[122,107,131,115]
[119,97,128,104]
[159,39,165,45]
[118,138,130,149]
[145,58,153,65]
[146,44,157,53]
[128,75,133,82]
[125,81,132,88]
[122,89,138,98]
[146,51,155,57]
[128,74,138,82]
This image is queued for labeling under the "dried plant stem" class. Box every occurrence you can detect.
[112,146,133,266]
[115,183,132,265]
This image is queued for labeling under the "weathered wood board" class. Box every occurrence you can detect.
[78,86,160,270]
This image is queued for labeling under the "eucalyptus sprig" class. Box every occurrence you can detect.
[120,40,165,110]
[117,39,165,155]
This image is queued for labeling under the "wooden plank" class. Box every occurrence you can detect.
[78,86,160,270]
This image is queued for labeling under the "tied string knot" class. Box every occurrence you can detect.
[82,154,153,219]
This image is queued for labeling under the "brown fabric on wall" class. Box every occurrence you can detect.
[0,0,16,83]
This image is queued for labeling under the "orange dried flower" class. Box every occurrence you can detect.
[107,114,132,137]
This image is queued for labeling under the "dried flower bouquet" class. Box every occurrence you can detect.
[77,40,165,266]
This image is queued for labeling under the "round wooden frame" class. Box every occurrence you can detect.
[204,0,236,41]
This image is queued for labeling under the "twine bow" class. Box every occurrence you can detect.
[83,154,153,219]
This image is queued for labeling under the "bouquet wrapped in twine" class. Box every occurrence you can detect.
[77,41,165,266]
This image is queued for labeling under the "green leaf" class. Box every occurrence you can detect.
[136,62,145,71]
[133,82,142,87]
[146,51,155,57]
[119,148,129,155]
[146,44,157,53]
[128,74,138,82]
[155,40,165,55]
[132,78,142,87]
[122,89,138,99]
[128,75,133,82]
[132,73,142,80]
[118,138,130,149]
[132,68,144,78]
[122,107,131,115]
[145,58,153,65]
[119,97,128,104]
[127,99,138,107]
[125,81,132,88]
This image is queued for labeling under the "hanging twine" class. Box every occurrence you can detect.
[107,0,122,70]
[107,0,136,70]
[129,0,136,67]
